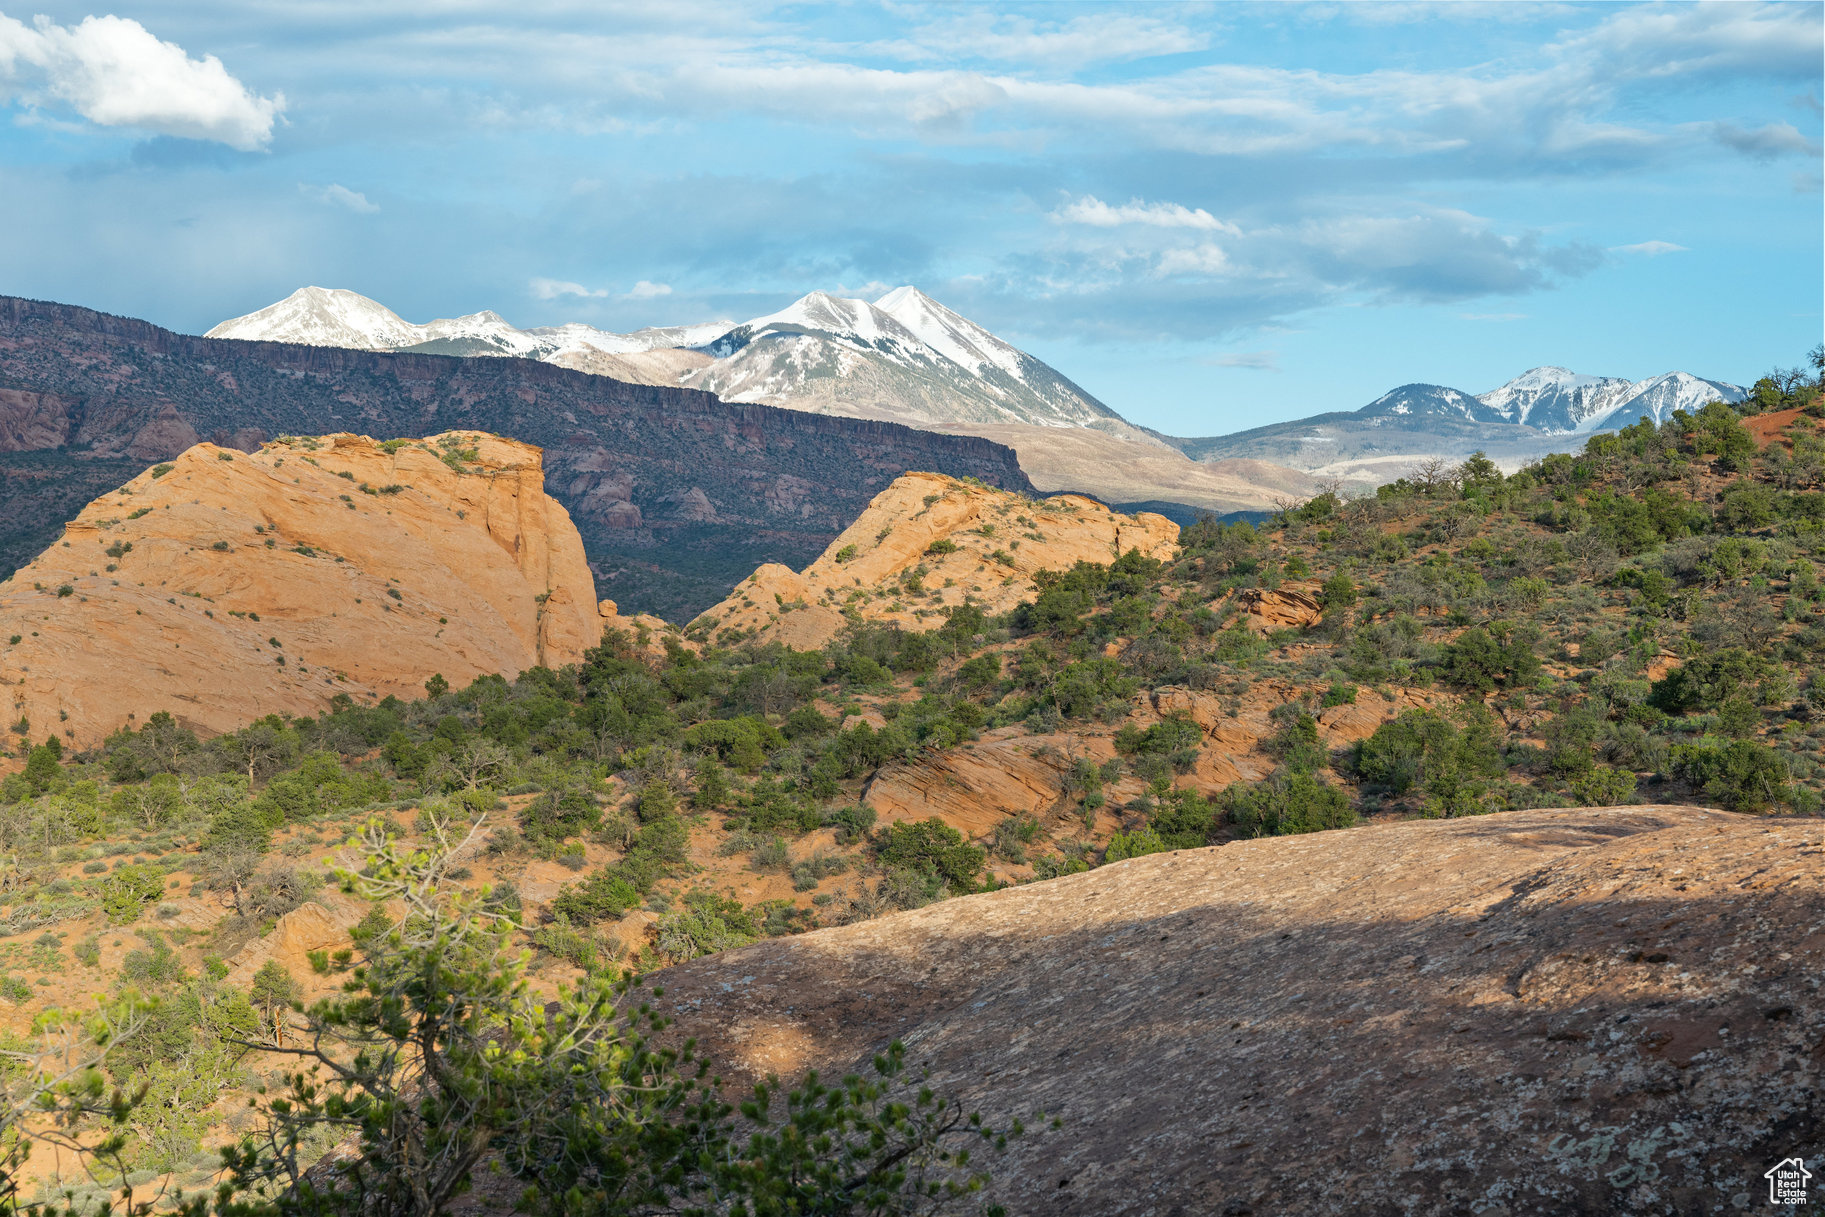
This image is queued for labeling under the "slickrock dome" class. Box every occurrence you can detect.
[0,431,609,747]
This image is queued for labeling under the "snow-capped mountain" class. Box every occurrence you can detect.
[204,287,732,363]
[1472,366,1744,434]
[687,287,1129,431]
[1474,367,1636,432]
[1585,371,1748,430]
[1356,383,1508,425]
[205,286,426,351]
[208,285,1138,435]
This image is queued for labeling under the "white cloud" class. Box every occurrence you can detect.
[1611,240,1686,257]
[626,280,672,299]
[1056,195,1239,233]
[305,183,377,213]
[0,14,282,149]
[530,277,608,300]
[1155,244,1230,276]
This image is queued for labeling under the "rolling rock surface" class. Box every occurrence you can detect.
[0,431,614,747]
[691,471,1177,649]
[654,807,1824,1215]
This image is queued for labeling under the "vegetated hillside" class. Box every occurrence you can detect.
[0,295,1032,619]
[0,431,622,748]
[3,361,1822,1211]
[654,805,1822,1215]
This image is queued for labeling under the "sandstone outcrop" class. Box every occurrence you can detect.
[1228,583,1323,633]
[655,806,1825,1215]
[691,472,1178,648]
[0,432,605,748]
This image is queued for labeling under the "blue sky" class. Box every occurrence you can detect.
[0,2,1819,435]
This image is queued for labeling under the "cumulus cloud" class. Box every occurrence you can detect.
[530,277,608,300]
[1611,240,1686,257]
[305,183,377,213]
[0,13,282,149]
[626,280,672,299]
[1055,195,1238,233]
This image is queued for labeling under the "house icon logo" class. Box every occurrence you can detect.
[1765,1157,1810,1205]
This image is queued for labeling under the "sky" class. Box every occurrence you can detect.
[0,2,1819,436]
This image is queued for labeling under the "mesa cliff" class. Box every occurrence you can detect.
[689,471,1178,648]
[0,431,627,747]
[655,806,1825,1216]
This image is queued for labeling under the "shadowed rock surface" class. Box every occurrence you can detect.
[655,806,1823,1215]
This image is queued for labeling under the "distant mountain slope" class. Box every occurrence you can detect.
[1177,366,1747,477]
[0,295,1032,620]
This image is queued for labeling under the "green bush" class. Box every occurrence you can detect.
[100,863,167,924]
[1222,773,1356,837]
[875,818,984,892]
[1104,827,1169,862]
[1671,738,1792,812]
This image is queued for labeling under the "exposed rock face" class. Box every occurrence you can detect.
[654,807,1825,1215]
[691,472,1178,648]
[0,432,604,748]
[1229,583,1324,633]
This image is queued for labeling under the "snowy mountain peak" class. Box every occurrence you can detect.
[1475,366,1635,431]
[1589,371,1747,431]
[873,285,1027,379]
[1359,383,1502,424]
[205,286,422,351]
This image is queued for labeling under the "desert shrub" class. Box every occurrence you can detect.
[1104,827,1169,862]
[1570,766,1639,807]
[521,786,602,845]
[1671,738,1793,812]
[874,818,984,892]
[1440,621,1540,691]
[1650,647,1790,713]
[1221,773,1355,836]
[654,889,760,961]
[100,863,167,924]
[988,813,1042,864]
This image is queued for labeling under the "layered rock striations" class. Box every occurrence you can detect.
[655,806,1825,1215]
[689,472,1178,649]
[0,431,611,747]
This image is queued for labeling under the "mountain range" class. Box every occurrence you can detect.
[1177,367,1748,481]
[209,285,1750,497]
